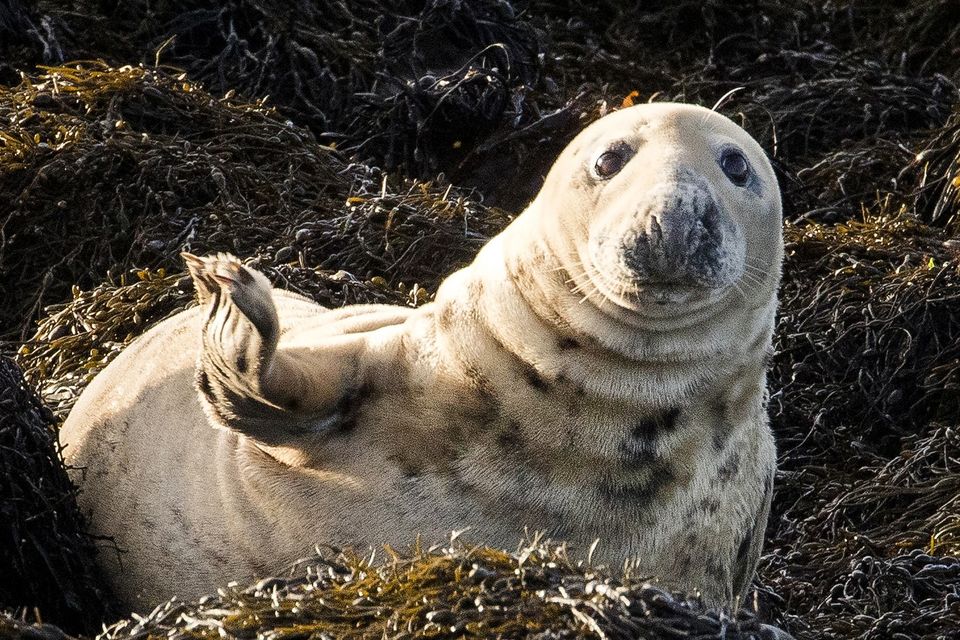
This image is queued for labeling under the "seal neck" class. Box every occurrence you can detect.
[431,220,773,411]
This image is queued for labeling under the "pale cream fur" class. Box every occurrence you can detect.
[61,103,783,611]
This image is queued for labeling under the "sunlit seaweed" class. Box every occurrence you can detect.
[0,63,507,339]
[3,1,960,639]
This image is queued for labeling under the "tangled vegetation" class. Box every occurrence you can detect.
[2,1,960,639]
[0,357,113,631]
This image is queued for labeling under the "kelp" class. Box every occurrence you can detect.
[0,63,507,339]
[3,1,960,639]
[774,215,960,455]
[0,357,114,633]
[758,215,960,638]
[5,0,548,186]
[97,540,783,640]
[904,109,960,231]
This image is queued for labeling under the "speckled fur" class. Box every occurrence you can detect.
[61,103,782,612]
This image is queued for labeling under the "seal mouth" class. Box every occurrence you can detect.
[572,250,729,318]
[631,282,706,306]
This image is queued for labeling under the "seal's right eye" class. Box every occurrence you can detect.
[594,150,625,179]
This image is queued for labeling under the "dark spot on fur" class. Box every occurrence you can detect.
[197,369,214,397]
[286,398,301,412]
[236,353,248,375]
[620,409,680,465]
[558,337,580,350]
[717,450,742,482]
[332,383,373,434]
[437,303,455,330]
[485,326,551,394]
[461,365,501,424]
[598,463,675,508]
[475,394,501,425]
[627,407,681,441]
[522,364,550,392]
[464,364,493,395]
[701,497,721,516]
[711,402,734,451]
[554,373,585,396]
[471,278,485,297]
[619,434,657,466]
[496,420,524,450]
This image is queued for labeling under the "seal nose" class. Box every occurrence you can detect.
[622,183,725,284]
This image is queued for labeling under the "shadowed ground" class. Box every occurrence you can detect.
[1,1,960,638]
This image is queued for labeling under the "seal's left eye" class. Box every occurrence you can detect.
[594,151,625,178]
[720,149,751,186]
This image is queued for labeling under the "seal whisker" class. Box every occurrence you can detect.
[744,258,770,272]
[739,269,764,286]
[551,258,582,275]
[742,264,769,282]
[576,261,611,308]
[738,272,765,297]
[731,281,750,302]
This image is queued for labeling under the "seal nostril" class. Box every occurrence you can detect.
[623,232,650,274]
[648,215,665,246]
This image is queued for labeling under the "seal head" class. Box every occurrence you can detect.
[517,102,781,322]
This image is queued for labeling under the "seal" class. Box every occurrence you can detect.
[60,102,783,611]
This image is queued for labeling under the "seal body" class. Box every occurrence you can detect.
[61,103,783,611]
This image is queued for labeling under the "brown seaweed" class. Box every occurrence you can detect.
[3,1,960,639]
[0,357,115,633]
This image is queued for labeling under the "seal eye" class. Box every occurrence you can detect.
[594,151,625,179]
[720,149,751,186]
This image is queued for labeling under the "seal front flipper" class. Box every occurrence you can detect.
[183,252,364,448]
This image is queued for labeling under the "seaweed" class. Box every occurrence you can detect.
[904,109,960,231]
[0,357,115,633]
[5,0,548,189]
[7,1,960,216]
[91,540,783,640]
[3,1,960,639]
[773,215,960,457]
[758,215,960,638]
[0,63,507,339]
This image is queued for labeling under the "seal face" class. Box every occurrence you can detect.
[60,103,783,612]
[526,102,781,324]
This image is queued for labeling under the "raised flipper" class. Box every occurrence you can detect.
[183,252,370,449]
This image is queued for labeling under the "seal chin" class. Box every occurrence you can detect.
[577,255,729,318]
